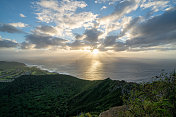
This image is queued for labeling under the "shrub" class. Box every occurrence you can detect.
[123,71,176,117]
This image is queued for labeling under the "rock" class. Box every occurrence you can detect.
[99,105,127,117]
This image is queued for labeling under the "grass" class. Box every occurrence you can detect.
[0,61,57,82]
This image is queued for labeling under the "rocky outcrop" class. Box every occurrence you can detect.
[99,105,127,117]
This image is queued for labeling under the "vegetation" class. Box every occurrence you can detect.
[1,61,175,117]
[0,61,56,82]
[121,71,176,117]
[74,112,98,117]
[0,64,134,117]
[67,78,135,116]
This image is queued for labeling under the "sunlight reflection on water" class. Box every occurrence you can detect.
[22,57,176,82]
[84,59,104,80]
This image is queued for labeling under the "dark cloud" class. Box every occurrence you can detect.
[74,33,84,40]
[68,28,102,50]
[84,28,101,43]
[35,25,57,34]
[114,42,127,51]
[22,33,67,49]
[20,42,33,49]
[99,8,176,52]
[127,46,176,52]
[101,36,127,51]
[100,8,176,52]
[67,40,85,50]
[0,37,18,48]
[126,8,176,48]
[103,36,117,47]
[83,28,102,48]
[119,16,141,37]
[0,24,24,33]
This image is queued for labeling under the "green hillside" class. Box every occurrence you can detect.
[0,61,56,82]
[0,61,26,69]
[67,78,135,116]
[0,73,134,117]
[0,74,90,117]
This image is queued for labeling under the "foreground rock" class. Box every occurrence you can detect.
[99,105,127,117]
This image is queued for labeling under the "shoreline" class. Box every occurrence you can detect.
[25,63,71,75]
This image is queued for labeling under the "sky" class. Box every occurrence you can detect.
[0,0,176,59]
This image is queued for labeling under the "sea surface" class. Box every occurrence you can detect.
[22,57,176,82]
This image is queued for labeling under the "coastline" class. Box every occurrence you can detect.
[25,63,71,75]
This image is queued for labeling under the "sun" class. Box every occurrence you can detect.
[92,49,99,54]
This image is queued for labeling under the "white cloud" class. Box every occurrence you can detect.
[100,6,107,10]
[34,0,98,38]
[140,0,170,12]
[9,22,28,28]
[19,13,26,18]
[99,0,139,24]
[22,0,176,52]
[97,0,140,38]
[95,0,119,4]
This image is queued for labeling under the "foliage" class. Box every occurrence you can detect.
[122,71,176,117]
[0,74,92,117]
[0,61,57,82]
[67,78,135,116]
[0,74,134,117]
[74,112,98,117]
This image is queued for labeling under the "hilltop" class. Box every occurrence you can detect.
[0,61,56,82]
[0,61,135,117]
[0,75,135,117]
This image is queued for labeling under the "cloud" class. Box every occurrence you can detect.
[96,0,140,39]
[99,0,139,24]
[67,40,86,50]
[34,25,57,36]
[22,33,67,49]
[103,36,117,47]
[21,42,35,49]
[83,28,102,49]
[68,28,102,50]
[8,22,28,28]
[126,8,176,48]
[36,0,60,10]
[0,24,24,33]
[95,0,119,4]
[34,0,97,38]
[74,33,86,40]
[30,8,176,52]
[19,13,26,18]
[109,8,176,51]
[1,0,174,53]
[0,37,18,48]
[100,36,127,51]
[84,28,102,43]
[35,0,97,27]
[98,8,176,52]
[114,42,127,51]
[100,6,107,10]
[140,0,170,12]
[119,16,142,37]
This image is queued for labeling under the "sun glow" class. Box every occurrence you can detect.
[92,49,99,54]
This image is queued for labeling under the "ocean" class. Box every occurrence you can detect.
[22,57,176,82]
